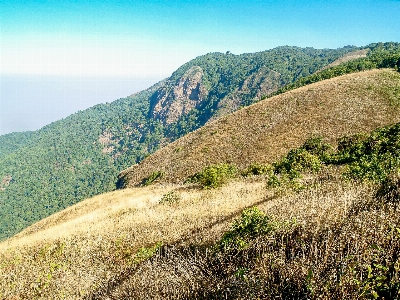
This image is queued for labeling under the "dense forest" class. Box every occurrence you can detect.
[0,42,399,240]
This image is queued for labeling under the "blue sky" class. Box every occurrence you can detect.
[1,0,399,134]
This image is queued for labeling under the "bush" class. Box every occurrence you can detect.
[274,148,323,178]
[142,171,164,186]
[216,207,275,252]
[190,163,238,189]
[333,124,400,182]
[266,139,327,191]
[159,191,180,204]
[241,163,273,177]
[302,136,331,157]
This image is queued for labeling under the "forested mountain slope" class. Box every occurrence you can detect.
[119,68,400,187]
[0,42,398,241]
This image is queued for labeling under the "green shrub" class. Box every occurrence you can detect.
[266,174,282,188]
[333,124,400,182]
[357,262,399,299]
[142,171,164,186]
[159,191,180,204]
[241,163,273,177]
[216,207,275,252]
[352,239,400,299]
[274,148,323,177]
[336,133,366,152]
[302,136,332,158]
[377,52,400,70]
[190,163,238,189]
[266,139,327,191]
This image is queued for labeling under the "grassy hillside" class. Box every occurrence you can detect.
[2,66,400,298]
[119,68,400,187]
[2,123,400,298]
[0,44,368,241]
[0,180,271,298]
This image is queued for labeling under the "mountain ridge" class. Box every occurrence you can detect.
[118,68,400,187]
[2,67,400,298]
[2,42,400,241]
[0,44,366,240]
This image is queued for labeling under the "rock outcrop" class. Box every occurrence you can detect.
[151,66,208,124]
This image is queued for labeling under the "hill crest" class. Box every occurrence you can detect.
[119,69,400,187]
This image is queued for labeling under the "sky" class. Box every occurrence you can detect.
[1,0,399,135]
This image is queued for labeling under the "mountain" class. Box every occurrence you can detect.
[0,44,372,241]
[118,68,400,187]
[2,66,400,298]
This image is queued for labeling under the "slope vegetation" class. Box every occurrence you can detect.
[0,180,271,298]
[119,69,400,187]
[0,45,362,240]
[2,69,400,299]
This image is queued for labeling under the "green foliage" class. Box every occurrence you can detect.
[0,131,34,157]
[241,163,273,177]
[331,123,400,182]
[271,42,400,97]
[302,136,332,157]
[216,207,275,252]
[274,148,323,179]
[264,138,331,191]
[133,242,163,265]
[351,238,400,300]
[358,262,398,299]
[142,171,164,186]
[189,163,238,189]
[268,122,400,189]
[336,133,369,154]
[159,191,180,204]
[273,137,331,179]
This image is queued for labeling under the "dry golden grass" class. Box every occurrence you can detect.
[119,69,400,188]
[318,49,369,71]
[1,166,398,299]
[0,178,272,299]
[85,168,399,299]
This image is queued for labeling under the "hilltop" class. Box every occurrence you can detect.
[119,68,400,187]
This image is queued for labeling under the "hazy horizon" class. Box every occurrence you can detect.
[0,74,164,135]
[1,0,399,135]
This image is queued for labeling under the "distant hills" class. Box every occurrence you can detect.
[0,42,399,240]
